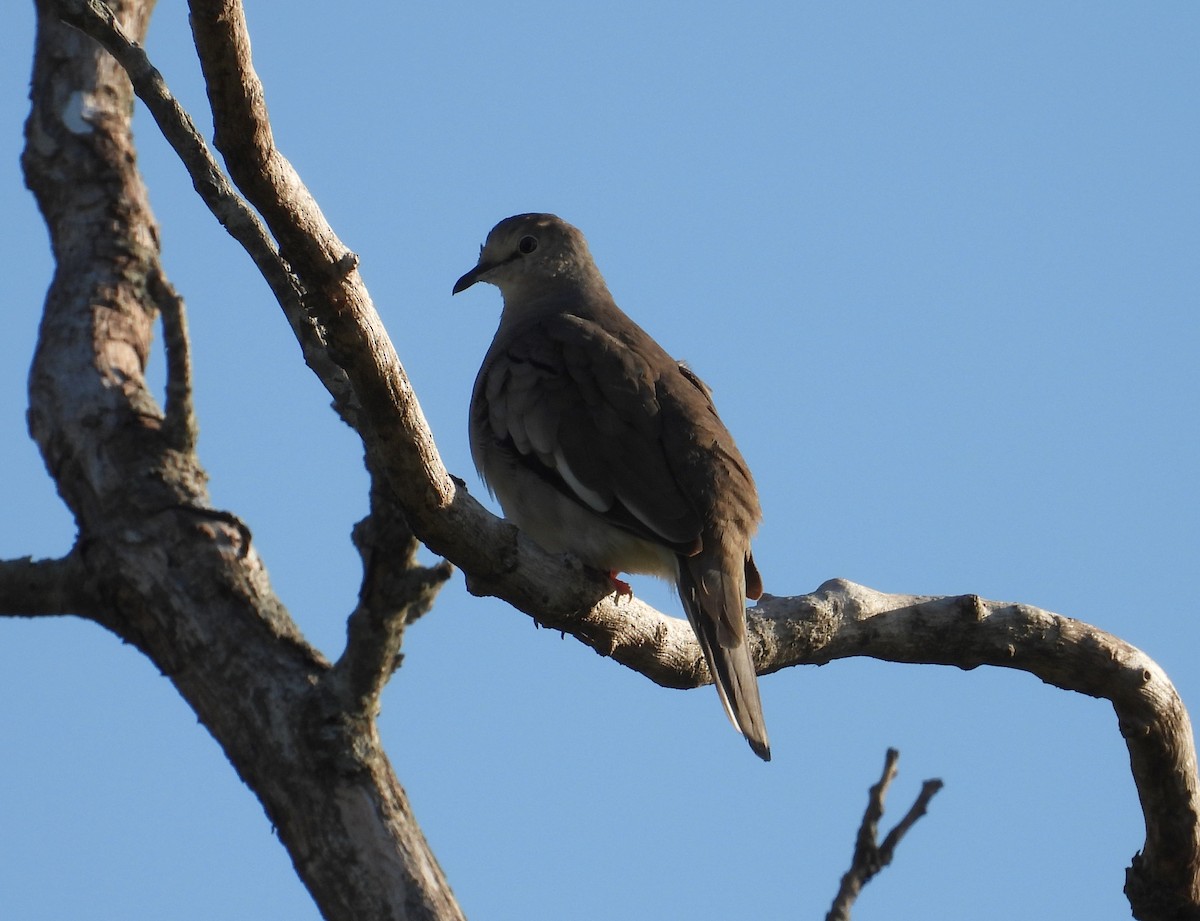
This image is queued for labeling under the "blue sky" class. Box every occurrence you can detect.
[2,2,1198,918]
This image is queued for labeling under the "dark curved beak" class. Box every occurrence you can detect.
[452,264,486,295]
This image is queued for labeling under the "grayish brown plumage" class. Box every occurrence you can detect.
[454,213,770,760]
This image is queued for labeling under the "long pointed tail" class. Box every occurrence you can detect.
[678,557,771,761]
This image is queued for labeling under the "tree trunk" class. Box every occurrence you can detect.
[20,3,463,919]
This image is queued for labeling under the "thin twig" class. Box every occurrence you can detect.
[150,267,197,453]
[826,749,943,921]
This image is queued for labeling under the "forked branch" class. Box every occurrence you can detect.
[827,749,943,921]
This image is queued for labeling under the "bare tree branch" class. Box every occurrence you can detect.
[51,0,279,278]
[827,749,943,921]
[183,0,462,520]
[462,574,1200,917]
[330,471,454,716]
[51,0,356,424]
[150,266,197,453]
[188,0,354,281]
[763,584,1200,921]
[0,553,94,617]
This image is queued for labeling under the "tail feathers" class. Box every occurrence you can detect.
[678,557,771,762]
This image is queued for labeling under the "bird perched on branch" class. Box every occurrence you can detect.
[454,213,770,761]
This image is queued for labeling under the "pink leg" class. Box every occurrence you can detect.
[607,571,633,597]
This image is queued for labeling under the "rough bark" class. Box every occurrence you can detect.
[20,2,461,920]
[9,1,1200,920]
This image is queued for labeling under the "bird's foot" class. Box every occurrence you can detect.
[607,571,633,597]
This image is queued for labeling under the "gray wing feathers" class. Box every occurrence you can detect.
[478,314,704,550]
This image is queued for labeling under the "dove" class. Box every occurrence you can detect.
[454,213,769,761]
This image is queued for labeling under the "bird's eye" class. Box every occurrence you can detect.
[518,235,538,255]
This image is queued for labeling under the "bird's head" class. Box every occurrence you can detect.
[452,213,602,304]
